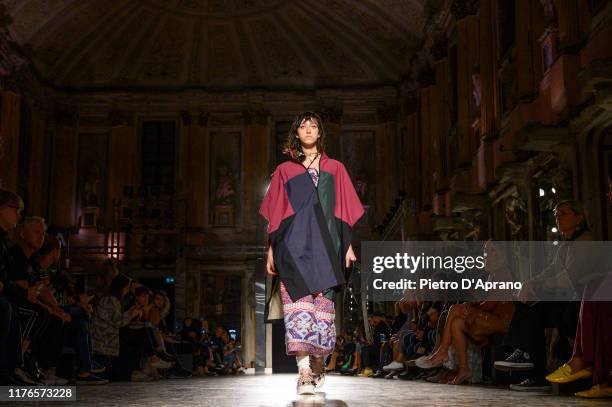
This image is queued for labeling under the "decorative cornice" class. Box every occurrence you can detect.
[108,110,133,127]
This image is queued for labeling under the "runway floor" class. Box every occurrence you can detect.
[47,374,610,407]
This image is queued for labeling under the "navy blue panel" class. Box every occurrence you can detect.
[283,172,340,295]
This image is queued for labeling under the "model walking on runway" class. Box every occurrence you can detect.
[259,111,364,395]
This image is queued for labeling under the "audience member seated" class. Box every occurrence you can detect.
[544,197,612,399]
[495,201,586,392]
[0,190,31,385]
[8,217,68,385]
[357,311,390,377]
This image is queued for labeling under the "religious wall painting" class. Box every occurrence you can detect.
[77,133,109,228]
[209,131,241,226]
[275,121,291,166]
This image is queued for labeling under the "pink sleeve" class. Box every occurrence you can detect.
[259,168,294,234]
[334,163,365,227]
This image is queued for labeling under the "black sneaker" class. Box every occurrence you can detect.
[509,378,551,392]
[76,374,109,385]
[494,349,534,371]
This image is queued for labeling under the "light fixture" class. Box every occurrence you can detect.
[551,187,556,194]
[539,188,545,197]
[551,227,558,233]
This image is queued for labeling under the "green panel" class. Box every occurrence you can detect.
[318,171,340,253]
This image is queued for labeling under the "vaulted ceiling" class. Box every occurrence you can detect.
[2,0,426,90]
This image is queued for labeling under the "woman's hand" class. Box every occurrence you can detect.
[345,244,357,268]
[266,246,277,276]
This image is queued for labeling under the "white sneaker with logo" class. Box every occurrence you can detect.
[296,369,315,395]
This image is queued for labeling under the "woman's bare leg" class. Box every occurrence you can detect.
[449,318,471,385]
[326,352,339,370]
[429,306,463,364]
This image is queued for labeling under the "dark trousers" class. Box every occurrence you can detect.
[505,301,578,379]
[0,297,22,377]
[360,344,379,370]
[573,300,612,385]
[62,305,93,374]
[119,326,155,377]
[13,300,64,371]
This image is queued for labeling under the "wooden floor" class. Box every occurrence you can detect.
[53,374,610,407]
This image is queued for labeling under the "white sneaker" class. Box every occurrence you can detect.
[42,368,68,385]
[296,369,315,395]
[13,368,38,385]
[131,370,153,382]
[313,373,325,389]
[149,356,173,369]
[382,361,404,371]
[415,355,442,369]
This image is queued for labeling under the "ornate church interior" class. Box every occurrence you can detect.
[1,0,611,405]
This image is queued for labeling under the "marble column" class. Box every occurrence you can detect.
[50,108,78,229]
[189,113,209,229]
[26,107,49,217]
[179,111,210,229]
[375,106,399,221]
[516,0,546,102]
[0,90,21,191]
[242,109,270,231]
[106,110,136,225]
[478,0,498,140]
[452,0,479,167]
[432,37,451,197]
[555,0,582,53]
[242,109,271,372]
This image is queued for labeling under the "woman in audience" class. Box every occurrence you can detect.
[545,197,612,398]
[92,274,155,381]
[421,243,515,384]
[121,286,173,380]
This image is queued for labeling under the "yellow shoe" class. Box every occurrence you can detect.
[575,385,612,398]
[357,367,373,377]
[545,364,592,383]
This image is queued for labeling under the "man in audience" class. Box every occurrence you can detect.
[8,217,68,385]
[359,311,390,377]
[0,189,34,385]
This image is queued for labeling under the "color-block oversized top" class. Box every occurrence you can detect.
[259,153,364,301]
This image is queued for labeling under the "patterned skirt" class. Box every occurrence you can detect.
[279,281,336,357]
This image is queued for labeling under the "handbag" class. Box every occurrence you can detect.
[264,275,283,323]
